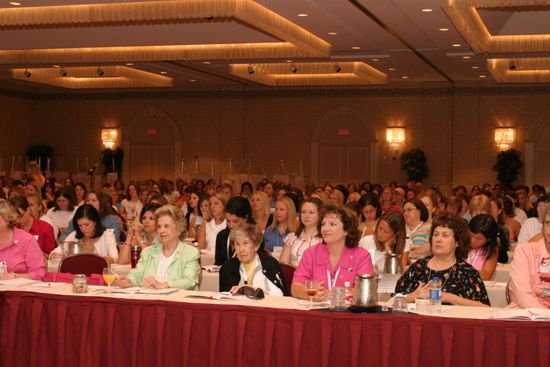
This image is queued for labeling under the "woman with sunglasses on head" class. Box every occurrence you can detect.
[219,223,285,295]
[0,200,45,281]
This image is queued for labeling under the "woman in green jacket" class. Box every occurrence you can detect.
[118,205,200,290]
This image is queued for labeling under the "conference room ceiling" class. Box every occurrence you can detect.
[0,0,549,93]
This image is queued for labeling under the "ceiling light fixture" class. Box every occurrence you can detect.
[472,66,480,69]
[508,61,517,71]
[421,8,433,12]
[401,76,409,79]
[479,75,486,78]
[334,63,341,73]
[23,68,31,78]
[59,68,67,77]
[52,64,60,68]
[125,63,134,66]
[452,43,461,47]
[352,46,361,50]
[388,68,396,71]
[203,61,211,64]
[297,13,308,17]
[9,2,21,6]
[247,65,254,75]
[97,67,104,77]
[160,71,168,75]
[328,32,338,35]
[462,56,471,59]
[439,28,449,32]
[290,65,298,74]
[190,79,197,82]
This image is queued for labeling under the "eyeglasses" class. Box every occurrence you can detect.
[403,207,418,213]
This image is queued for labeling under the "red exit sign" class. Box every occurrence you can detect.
[147,128,157,136]
[338,128,349,136]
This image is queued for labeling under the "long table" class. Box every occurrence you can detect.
[1,285,548,367]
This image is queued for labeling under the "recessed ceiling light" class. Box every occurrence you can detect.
[479,75,486,78]
[9,2,21,6]
[190,79,197,82]
[472,66,480,69]
[328,32,338,36]
[297,13,308,17]
[160,71,168,75]
[203,61,211,64]
[462,56,471,59]
[285,60,293,63]
[372,58,379,62]
[452,43,462,47]
[401,76,409,79]
[126,62,134,66]
[52,65,60,68]
[421,8,433,12]
[352,46,361,50]
[388,68,396,71]
[439,28,449,32]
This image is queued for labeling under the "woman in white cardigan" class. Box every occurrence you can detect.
[50,204,118,263]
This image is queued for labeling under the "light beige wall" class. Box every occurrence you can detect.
[4,88,547,191]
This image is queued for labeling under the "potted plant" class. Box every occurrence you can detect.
[101,148,124,175]
[400,148,430,183]
[492,148,523,189]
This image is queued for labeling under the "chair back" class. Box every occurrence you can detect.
[279,263,296,294]
[59,254,109,276]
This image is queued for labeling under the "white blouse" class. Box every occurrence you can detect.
[283,232,322,268]
[51,229,118,263]
[359,235,410,273]
[205,218,226,251]
[45,207,77,231]
[238,255,283,296]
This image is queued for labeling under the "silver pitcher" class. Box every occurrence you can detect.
[62,240,85,255]
[384,252,403,275]
[353,273,379,307]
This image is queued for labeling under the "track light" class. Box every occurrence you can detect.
[334,63,341,73]
[508,61,517,71]
[290,65,298,74]
[23,69,31,78]
[97,67,104,77]
[247,65,254,75]
[60,68,67,77]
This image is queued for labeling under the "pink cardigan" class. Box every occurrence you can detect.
[508,238,550,309]
[0,227,46,280]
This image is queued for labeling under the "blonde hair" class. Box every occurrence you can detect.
[230,223,263,248]
[0,199,18,227]
[155,204,187,234]
[330,189,345,207]
[252,191,270,221]
[469,194,491,215]
[311,188,329,205]
[270,196,299,233]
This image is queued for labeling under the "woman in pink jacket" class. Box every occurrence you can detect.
[509,205,550,309]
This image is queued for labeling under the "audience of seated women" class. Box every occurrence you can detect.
[118,203,161,265]
[44,187,78,236]
[466,214,499,280]
[199,192,226,251]
[263,196,298,252]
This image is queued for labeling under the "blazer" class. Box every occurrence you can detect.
[219,252,287,295]
[127,241,200,290]
[214,228,233,266]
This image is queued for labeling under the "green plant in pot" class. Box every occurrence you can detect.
[492,148,523,189]
[101,148,124,174]
[400,148,430,183]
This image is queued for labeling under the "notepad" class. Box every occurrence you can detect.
[489,308,550,321]
[0,278,40,287]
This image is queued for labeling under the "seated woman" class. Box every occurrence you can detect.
[9,195,57,254]
[118,203,161,264]
[518,195,549,244]
[467,214,498,280]
[198,192,227,251]
[184,186,202,239]
[359,210,409,272]
[279,197,323,268]
[251,191,273,233]
[358,194,382,238]
[59,191,122,243]
[403,198,432,259]
[0,199,45,280]
[291,206,374,301]
[263,196,298,252]
[215,197,255,266]
[219,224,285,295]
[50,204,118,263]
[74,183,87,206]
[118,205,200,290]
[44,187,78,236]
[502,196,521,242]
[120,183,143,223]
[508,205,550,309]
[395,213,490,306]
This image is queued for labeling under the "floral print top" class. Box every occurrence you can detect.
[395,256,490,306]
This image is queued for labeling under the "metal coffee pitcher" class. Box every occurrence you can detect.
[353,273,379,307]
[384,252,403,275]
[62,240,86,255]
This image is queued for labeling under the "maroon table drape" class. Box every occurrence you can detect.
[1,291,549,367]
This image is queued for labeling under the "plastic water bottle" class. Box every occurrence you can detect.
[429,277,442,313]
[344,281,354,307]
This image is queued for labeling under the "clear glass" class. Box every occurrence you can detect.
[304,280,319,309]
[103,267,116,293]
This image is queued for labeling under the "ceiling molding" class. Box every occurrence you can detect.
[488,57,550,83]
[0,0,331,65]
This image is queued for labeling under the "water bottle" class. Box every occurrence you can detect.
[429,277,442,313]
[344,281,354,307]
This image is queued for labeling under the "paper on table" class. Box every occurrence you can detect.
[201,265,220,273]
[489,308,550,321]
[378,274,400,293]
[0,278,40,286]
[111,287,179,295]
[29,282,64,288]
[185,291,257,302]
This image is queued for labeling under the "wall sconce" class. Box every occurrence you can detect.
[494,128,515,150]
[386,128,406,144]
[101,128,119,149]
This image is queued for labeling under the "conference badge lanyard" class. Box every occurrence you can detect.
[326,267,341,290]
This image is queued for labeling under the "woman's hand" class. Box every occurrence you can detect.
[230,285,244,295]
[0,272,15,280]
[49,252,63,261]
[130,223,145,242]
[405,282,430,302]
[116,276,133,288]
[140,276,168,289]
[441,292,457,305]
[313,284,331,302]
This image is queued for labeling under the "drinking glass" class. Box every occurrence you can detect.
[304,280,319,309]
[103,267,116,293]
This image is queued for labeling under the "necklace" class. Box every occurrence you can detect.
[427,263,455,290]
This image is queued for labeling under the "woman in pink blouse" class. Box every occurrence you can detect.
[291,205,374,301]
[0,200,45,281]
[508,205,550,309]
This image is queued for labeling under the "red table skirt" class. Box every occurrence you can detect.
[1,291,549,367]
